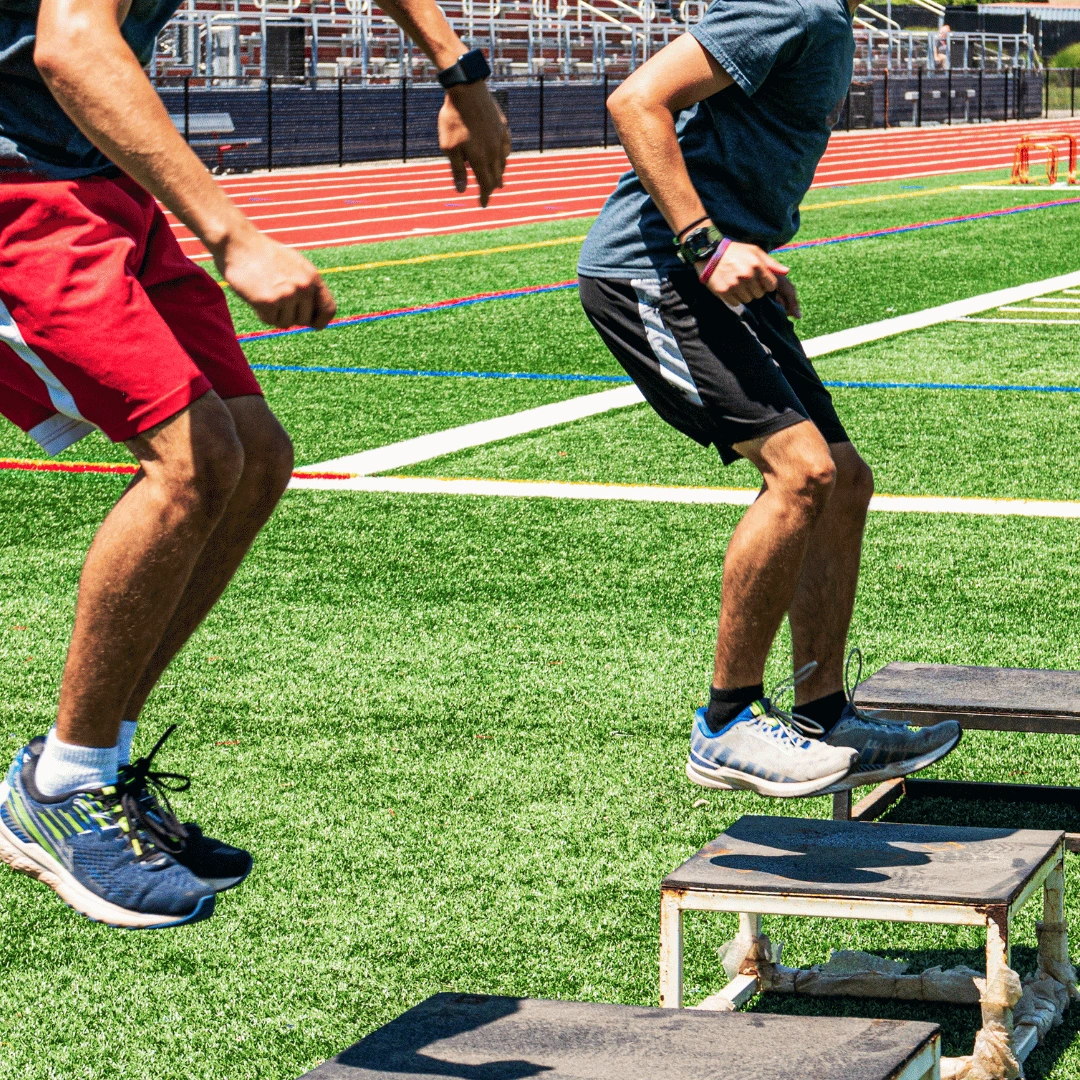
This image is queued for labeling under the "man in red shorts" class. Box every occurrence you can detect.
[0,0,509,927]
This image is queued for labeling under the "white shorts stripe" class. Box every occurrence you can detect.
[27,414,96,456]
[0,297,89,424]
[631,279,704,406]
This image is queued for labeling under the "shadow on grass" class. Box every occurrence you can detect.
[879,794,1080,835]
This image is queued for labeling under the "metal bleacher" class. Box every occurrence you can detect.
[151,0,695,83]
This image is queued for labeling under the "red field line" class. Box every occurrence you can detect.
[0,458,355,480]
[174,118,1080,257]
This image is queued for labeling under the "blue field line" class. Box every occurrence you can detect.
[249,362,632,382]
[249,362,1080,395]
[821,379,1080,393]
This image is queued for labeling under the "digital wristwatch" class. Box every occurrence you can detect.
[675,225,723,267]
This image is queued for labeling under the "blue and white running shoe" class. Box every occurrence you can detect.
[0,742,215,928]
[688,699,858,798]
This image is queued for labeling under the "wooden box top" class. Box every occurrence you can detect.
[662,815,1062,905]
[854,662,1080,719]
[300,993,940,1080]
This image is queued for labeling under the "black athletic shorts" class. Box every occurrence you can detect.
[579,270,849,465]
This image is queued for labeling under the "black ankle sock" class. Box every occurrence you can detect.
[796,690,847,735]
[705,683,764,733]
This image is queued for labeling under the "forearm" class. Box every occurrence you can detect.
[376,0,466,69]
[611,101,709,239]
[35,19,251,253]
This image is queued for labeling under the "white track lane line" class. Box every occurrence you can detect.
[287,474,1080,518]
[294,269,1080,482]
[182,207,612,255]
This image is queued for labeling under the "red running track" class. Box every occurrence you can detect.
[172,117,1080,258]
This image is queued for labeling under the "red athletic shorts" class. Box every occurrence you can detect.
[0,173,261,455]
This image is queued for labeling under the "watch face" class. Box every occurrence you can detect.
[683,228,717,260]
[457,49,491,84]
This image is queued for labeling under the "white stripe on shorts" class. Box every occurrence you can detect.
[631,278,704,406]
[0,296,97,454]
[27,414,96,456]
[0,297,90,423]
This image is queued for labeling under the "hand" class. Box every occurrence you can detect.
[214,228,337,330]
[698,241,788,306]
[774,275,801,319]
[438,81,510,207]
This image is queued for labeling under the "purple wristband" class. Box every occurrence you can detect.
[698,237,732,285]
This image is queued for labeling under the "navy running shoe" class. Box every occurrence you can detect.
[117,726,252,893]
[0,742,215,928]
[819,649,962,794]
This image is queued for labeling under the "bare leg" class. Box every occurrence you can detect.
[55,392,245,749]
[712,420,837,689]
[122,396,293,721]
[789,442,874,705]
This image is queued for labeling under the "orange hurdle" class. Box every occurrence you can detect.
[1011,132,1078,185]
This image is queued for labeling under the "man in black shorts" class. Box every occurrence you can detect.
[578,0,960,797]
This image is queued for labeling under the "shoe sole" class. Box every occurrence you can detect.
[686,757,857,799]
[196,870,250,893]
[0,782,215,930]
[818,726,963,795]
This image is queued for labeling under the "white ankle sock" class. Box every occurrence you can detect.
[117,720,138,766]
[35,729,119,797]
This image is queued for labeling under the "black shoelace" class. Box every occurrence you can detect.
[116,724,191,857]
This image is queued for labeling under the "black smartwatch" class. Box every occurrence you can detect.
[675,225,722,266]
[437,48,492,89]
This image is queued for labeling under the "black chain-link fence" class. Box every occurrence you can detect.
[155,69,1067,173]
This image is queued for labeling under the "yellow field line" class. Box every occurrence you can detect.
[802,178,1012,212]
[312,179,1016,276]
[318,235,587,275]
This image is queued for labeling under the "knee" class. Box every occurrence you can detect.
[781,447,837,512]
[147,397,245,521]
[187,424,246,521]
[235,406,294,506]
[834,449,875,511]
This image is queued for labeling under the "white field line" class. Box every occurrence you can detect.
[287,474,1080,519]
[961,316,1080,325]
[800,270,1080,357]
[310,385,643,475]
[1000,305,1080,313]
[1031,296,1080,303]
[293,268,1080,487]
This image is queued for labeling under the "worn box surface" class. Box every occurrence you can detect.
[300,993,940,1080]
[854,662,1080,733]
[661,815,1063,905]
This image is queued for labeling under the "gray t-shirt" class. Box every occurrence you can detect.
[0,0,181,178]
[578,0,854,279]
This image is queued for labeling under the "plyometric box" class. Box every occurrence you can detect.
[299,992,941,1080]
[841,663,1080,849]
[659,815,1071,1077]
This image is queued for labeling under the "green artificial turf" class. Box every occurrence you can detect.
[5,162,1080,1080]
[3,478,1080,1077]
[0,368,588,470]
[395,380,1080,501]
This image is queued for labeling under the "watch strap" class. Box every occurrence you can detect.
[438,48,492,89]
